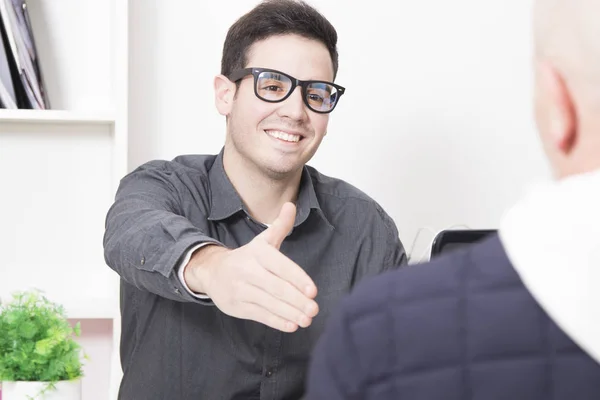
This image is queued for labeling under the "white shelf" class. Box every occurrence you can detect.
[66,301,118,320]
[0,290,118,320]
[0,266,120,321]
[0,109,115,125]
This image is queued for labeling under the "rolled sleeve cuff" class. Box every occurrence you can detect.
[177,243,212,300]
[165,237,224,304]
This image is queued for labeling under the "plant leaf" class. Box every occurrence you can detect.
[18,321,39,339]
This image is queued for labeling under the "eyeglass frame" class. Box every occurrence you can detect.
[227,67,346,114]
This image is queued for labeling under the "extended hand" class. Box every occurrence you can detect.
[188,203,319,332]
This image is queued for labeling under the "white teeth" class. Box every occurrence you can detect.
[266,130,301,143]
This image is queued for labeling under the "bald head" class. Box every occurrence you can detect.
[532,0,600,178]
[534,0,600,106]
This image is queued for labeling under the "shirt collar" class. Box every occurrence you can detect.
[207,150,245,221]
[499,168,600,364]
[207,149,334,230]
[296,167,334,230]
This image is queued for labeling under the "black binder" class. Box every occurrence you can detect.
[0,0,49,109]
[430,229,497,258]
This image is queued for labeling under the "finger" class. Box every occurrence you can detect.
[240,303,299,333]
[247,267,319,318]
[256,202,296,249]
[257,245,318,299]
[243,283,314,328]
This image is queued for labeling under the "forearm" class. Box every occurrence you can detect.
[103,162,224,302]
[104,203,223,301]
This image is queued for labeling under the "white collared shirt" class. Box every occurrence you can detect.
[499,168,600,363]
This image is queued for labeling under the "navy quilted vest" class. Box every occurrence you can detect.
[306,234,600,400]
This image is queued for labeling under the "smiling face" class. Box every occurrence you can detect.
[215,34,334,180]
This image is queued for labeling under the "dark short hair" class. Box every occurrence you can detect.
[221,0,339,81]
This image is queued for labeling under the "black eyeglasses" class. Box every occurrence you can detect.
[228,67,346,114]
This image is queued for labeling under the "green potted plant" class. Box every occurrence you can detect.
[0,290,84,400]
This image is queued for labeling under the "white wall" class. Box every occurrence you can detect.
[128,0,552,262]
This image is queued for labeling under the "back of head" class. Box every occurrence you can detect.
[532,0,600,178]
[221,0,339,80]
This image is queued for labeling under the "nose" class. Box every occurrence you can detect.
[277,86,308,121]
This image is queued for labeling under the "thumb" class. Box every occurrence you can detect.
[257,202,297,249]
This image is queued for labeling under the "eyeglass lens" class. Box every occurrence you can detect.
[256,70,339,112]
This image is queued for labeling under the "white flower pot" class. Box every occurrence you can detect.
[1,380,81,400]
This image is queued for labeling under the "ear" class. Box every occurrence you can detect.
[539,62,578,154]
[214,74,235,116]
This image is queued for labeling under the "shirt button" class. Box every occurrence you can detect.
[265,369,273,377]
[140,257,145,265]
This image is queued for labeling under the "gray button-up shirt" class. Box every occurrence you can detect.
[103,150,407,400]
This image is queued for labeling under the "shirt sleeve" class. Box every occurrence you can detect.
[103,160,225,303]
[177,242,212,301]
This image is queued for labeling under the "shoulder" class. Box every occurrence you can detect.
[137,154,217,176]
[306,165,396,228]
[117,154,219,204]
[307,164,378,204]
[126,154,217,185]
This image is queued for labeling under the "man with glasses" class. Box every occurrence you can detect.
[103,0,407,399]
